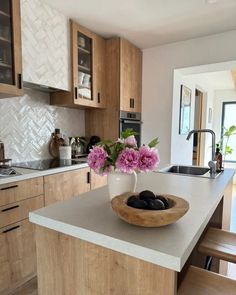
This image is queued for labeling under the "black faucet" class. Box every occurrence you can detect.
[186,129,217,174]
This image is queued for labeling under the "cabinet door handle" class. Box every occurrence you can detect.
[98,92,100,104]
[18,73,22,89]
[2,205,19,212]
[130,98,135,108]
[1,185,18,191]
[3,225,20,234]
[87,171,91,184]
[75,87,78,99]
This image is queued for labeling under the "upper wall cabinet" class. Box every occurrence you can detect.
[51,21,106,109]
[120,39,142,113]
[0,0,23,98]
[21,0,69,91]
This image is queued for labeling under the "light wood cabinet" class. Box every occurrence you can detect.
[50,21,106,109]
[0,177,44,294]
[0,177,44,207]
[44,167,91,205]
[0,0,23,98]
[85,38,142,141]
[0,195,44,228]
[120,39,142,113]
[91,171,107,190]
[0,219,37,294]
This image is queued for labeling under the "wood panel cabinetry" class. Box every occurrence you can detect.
[85,38,142,141]
[0,177,44,294]
[0,219,37,294]
[120,39,142,113]
[91,170,107,190]
[51,21,106,109]
[44,167,91,205]
[0,0,23,98]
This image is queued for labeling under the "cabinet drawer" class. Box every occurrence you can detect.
[0,219,36,293]
[0,177,43,207]
[0,195,44,228]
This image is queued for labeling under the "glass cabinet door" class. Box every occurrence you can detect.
[0,0,14,85]
[77,32,92,100]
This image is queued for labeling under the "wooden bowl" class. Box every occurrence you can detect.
[111,192,189,227]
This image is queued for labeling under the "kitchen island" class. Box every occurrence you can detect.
[29,169,235,295]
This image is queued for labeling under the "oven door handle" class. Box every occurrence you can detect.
[121,120,142,124]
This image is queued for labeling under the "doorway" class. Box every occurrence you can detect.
[192,89,203,165]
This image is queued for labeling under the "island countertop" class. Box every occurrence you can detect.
[29,169,235,272]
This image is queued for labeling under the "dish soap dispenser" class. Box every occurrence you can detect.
[215,144,223,171]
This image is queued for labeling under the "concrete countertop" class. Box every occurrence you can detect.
[29,169,235,272]
[0,162,89,185]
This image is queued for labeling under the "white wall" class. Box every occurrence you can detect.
[142,30,236,167]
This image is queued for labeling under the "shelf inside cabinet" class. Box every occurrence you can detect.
[78,65,90,72]
[0,62,12,69]
[0,9,10,18]
[78,46,90,54]
[0,36,11,44]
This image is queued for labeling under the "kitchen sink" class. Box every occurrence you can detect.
[159,165,223,179]
[167,165,209,175]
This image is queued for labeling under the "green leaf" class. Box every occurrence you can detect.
[148,138,159,148]
[121,128,138,139]
[96,140,113,146]
[225,145,233,155]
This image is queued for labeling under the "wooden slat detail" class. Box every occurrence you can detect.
[36,226,177,295]
[178,266,236,295]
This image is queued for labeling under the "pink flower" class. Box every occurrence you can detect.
[124,135,137,147]
[138,146,160,172]
[116,148,139,173]
[87,146,107,174]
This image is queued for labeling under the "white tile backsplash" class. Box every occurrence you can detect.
[0,89,85,162]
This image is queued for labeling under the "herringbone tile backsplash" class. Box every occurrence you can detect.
[0,89,85,163]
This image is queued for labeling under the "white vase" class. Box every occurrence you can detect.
[108,171,137,200]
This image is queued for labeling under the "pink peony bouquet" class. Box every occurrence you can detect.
[88,129,160,175]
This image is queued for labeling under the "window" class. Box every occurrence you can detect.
[221,102,236,162]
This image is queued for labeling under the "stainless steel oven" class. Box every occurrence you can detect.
[119,111,142,146]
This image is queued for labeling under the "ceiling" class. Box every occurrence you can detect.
[42,0,236,48]
[188,70,235,90]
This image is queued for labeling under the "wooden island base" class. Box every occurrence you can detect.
[35,226,177,295]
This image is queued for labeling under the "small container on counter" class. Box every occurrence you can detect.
[59,146,72,160]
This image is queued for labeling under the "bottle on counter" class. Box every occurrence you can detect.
[215,144,223,171]
[49,129,65,159]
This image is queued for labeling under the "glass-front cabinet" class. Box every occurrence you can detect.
[77,31,92,101]
[51,20,106,109]
[0,0,22,97]
[72,21,106,108]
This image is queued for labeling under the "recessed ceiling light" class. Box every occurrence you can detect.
[206,0,218,4]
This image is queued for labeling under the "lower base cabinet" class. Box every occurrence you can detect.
[0,219,37,294]
[91,170,107,190]
[44,167,91,205]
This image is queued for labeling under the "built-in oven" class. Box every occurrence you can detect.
[119,111,142,146]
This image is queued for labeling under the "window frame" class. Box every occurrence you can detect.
[221,101,236,163]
